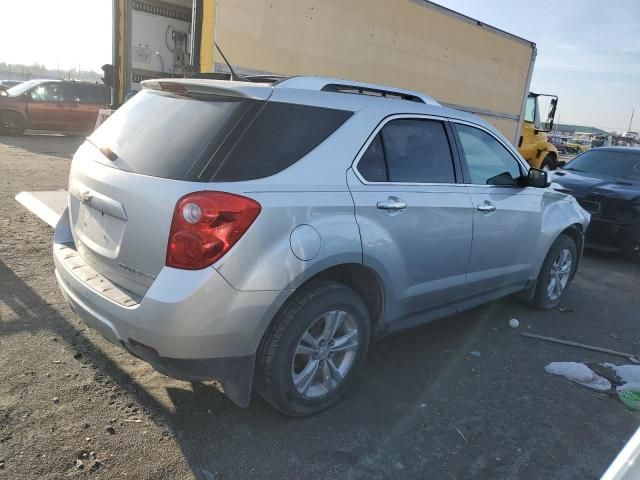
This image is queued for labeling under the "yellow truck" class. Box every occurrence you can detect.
[518,92,560,169]
[112,0,556,166]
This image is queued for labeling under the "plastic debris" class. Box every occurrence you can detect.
[470,351,481,357]
[509,318,520,329]
[617,388,640,410]
[603,364,640,384]
[544,362,611,391]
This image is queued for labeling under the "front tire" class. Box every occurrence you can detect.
[530,234,577,309]
[540,153,557,171]
[0,111,26,136]
[255,281,371,417]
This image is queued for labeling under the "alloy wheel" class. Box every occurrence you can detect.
[291,310,359,399]
[547,247,573,301]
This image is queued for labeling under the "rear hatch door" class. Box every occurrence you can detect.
[67,82,269,296]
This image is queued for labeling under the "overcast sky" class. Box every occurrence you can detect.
[1,0,638,132]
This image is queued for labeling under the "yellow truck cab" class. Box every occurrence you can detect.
[518,92,559,169]
[566,137,591,154]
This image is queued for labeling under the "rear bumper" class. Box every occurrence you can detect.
[53,209,287,406]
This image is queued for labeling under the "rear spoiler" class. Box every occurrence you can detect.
[141,78,273,100]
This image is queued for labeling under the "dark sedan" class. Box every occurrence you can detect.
[551,147,640,258]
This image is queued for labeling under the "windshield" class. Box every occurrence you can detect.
[564,149,640,180]
[4,79,43,97]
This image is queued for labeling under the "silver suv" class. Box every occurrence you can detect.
[53,76,590,416]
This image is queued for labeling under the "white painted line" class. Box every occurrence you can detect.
[15,191,65,228]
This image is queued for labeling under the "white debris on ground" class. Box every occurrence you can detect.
[544,362,640,409]
[603,363,640,384]
[544,362,611,391]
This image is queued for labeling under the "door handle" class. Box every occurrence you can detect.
[476,203,496,212]
[377,197,407,211]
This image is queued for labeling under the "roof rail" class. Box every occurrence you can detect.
[275,76,440,106]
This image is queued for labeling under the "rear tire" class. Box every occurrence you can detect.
[530,234,577,310]
[0,111,26,136]
[255,281,371,417]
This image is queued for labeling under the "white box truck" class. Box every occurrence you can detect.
[114,0,541,153]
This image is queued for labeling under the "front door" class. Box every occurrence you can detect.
[451,122,542,296]
[347,116,473,323]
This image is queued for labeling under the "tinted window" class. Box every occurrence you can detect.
[90,90,251,180]
[63,84,81,102]
[564,150,640,181]
[211,102,352,181]
[30,83,64,102]
[358,134,387,182]
[454,124,522,186]
[74,84,108,104]
[368,119,455,183]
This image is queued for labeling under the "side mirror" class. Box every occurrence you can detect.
[527,168,549,188]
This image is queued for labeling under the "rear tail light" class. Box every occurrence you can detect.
[166,191,261,270]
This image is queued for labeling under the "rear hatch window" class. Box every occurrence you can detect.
[89,87,353,182]
[89,89,255,181]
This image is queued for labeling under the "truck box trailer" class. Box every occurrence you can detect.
[114,0,536,146]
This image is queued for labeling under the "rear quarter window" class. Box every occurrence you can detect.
[207,102,353,181]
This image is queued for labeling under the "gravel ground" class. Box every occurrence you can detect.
[1,134,639,479]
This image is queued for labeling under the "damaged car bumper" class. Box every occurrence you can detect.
[586,217,640,255]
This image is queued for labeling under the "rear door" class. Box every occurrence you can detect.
[25,82,67,130]
[451,122,542,296]
[348,116,473,322]
[70,84,106,132]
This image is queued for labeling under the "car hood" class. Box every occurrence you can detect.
[550,170,640,202]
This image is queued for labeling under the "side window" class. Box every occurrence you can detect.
[63,84,81,102]
[212,102,353,181]
[97,86,110,104]
[76,85,107,104]
[358,134,387,182]
[29,84,64,102]
[524,96,536,123]
[357,118,455,183]
[454,124,522,186]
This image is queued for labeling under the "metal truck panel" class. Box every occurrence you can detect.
[205,0,536,143]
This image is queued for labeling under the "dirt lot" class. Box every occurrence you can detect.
[1,134,639,480]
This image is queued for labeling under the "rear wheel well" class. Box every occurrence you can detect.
[304,264,385,334]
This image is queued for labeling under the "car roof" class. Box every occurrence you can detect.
[152,75,498,131]
[591,147,640,153]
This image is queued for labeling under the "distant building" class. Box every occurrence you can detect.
[553,123,609,137]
